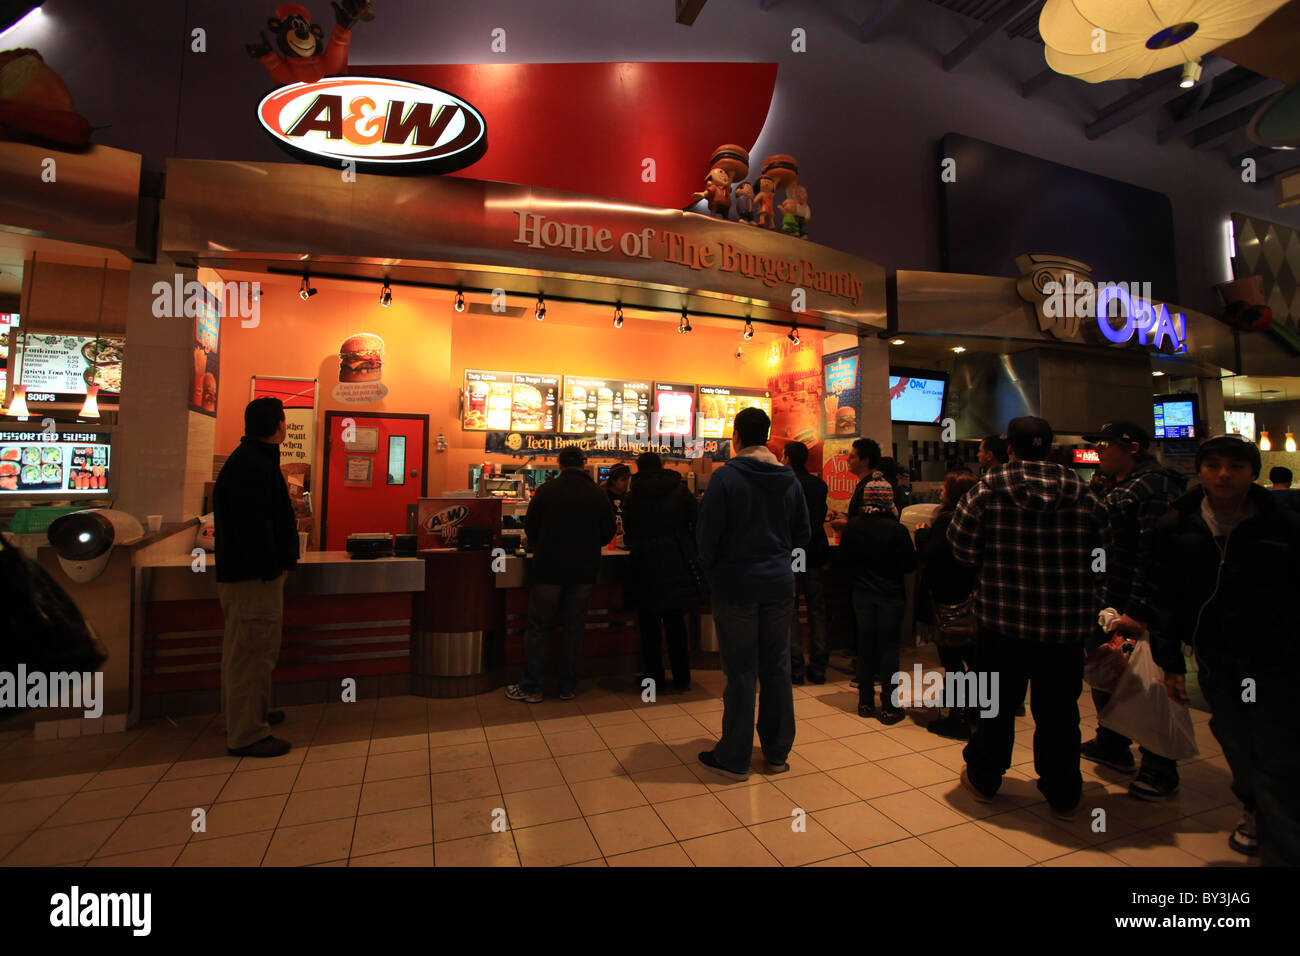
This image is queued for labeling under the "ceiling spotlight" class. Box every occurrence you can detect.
[1152,370,1165,376]
[788,322,800,346]
[613,305,624,329]
[891,338,905,345]
[453,288,465,312]
[679,307,692,333]
[379,281,392,308]
[951,346,966,353]
[535,294,546,322]
[298,275,317,300]
[743,320,755,341]
[1179,59,1202,89]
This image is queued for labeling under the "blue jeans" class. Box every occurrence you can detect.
[851,587,904,709]
[522,582,593,696]
[710,599,796,772]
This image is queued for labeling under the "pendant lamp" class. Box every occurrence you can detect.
[1039,0,1289,84]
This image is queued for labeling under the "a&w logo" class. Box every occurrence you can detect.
[153,275,260,328]
[258,77,488,171]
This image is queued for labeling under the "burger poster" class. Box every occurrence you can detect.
[463,369,557,433]
[766,335,823,469]
[251,376,318,535]
[822,438,858,504]
[822,348,859,438]
[190,293,220,417]
[333,332,389,404]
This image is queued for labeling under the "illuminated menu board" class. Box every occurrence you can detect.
[463,369,558,433]
[697,385,772,440]
[562,376,651,436]
[652,382,695,439]
[15,331,124,407]
[0,313,17,407]
[0,429,112,496]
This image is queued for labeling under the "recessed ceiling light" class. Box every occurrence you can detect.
[891,338,905,345]
[1152,370,1165,376]
[951,346,966,354]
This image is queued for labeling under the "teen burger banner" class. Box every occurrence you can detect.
[484,431,730,463]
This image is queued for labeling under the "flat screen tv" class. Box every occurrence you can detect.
[889,367,948,425]
[1153,393,1200,440]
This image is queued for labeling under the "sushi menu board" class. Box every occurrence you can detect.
[14,331,124,406]
[562,376,651,436]
[697,385,772,440]
[0,430,112,495]
[462,370,558,433]
[652,382,695,438]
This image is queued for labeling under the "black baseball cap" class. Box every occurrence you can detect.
[1007,416,1053,460]
[1083,420,1150,449]
[1195,434,1261,478]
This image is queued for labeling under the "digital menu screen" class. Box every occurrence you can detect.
[1224,410,1256,443]
[0,429,112,495]
[1154,397,1196,439]
[463,370,558,433]
[0,313,17,407]
[889,367,947,425]
[562,376,651,436]
[652,382,695,439]
[15,331,124,407]
[697,385,772,440]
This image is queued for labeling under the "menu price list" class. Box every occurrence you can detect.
[562,376,651,436]
[697,385,772,440]
[464,370,558,433]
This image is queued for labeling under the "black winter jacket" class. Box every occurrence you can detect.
[793,469,830,567]
[1098,458,1187,627]
[1150,484,1300,675]
[525,468,617,585]
[622,468,707,611]
[916,511,975,606]
[213,437,299,583]
[839,511,917,599]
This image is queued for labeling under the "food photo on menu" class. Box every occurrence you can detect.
[652,384,695,438]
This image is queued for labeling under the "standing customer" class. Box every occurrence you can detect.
[1268,466,1293,507]
[978,435,1009,472]
[603,464,631,516]
[1079,421,1186,798]
[507,446,616,703]
[213,397,300,758]
[947,416,1107,816]
[916,469,980,738]
[623,453,704,693]
[1151,435,1300,865]
[830,438,895,529]
[840,480,917,723]
[782,440,829,685]
[697,408,810,780]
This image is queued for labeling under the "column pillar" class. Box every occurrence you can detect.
[857,332,891,452]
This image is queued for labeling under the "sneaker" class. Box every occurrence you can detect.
[765,759,790,775]
[877,707,906,726]
[857,702,876,719]
[1128,767,1179,801]
[228,735,291,758]
[960,768,995,804]
[926,713,972,740]
[1229,811,1258,856]
[559,690,576,701]
[1080,737,1136,774]
[1050,796,1082,820]
[698,751,749,782]
[505,684,542,703]
[266,710,285,726]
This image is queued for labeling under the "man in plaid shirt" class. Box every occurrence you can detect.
[947,416,1107,817]
[1080,420,1187,799]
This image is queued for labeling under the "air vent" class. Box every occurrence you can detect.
[465,303,525,317]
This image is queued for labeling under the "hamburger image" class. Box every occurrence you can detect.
[835,406,856,434]
[339,333,385,383]
[201,373,217,411]
[512,383,543,430]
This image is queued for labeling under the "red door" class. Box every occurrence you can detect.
[322,412,429,551]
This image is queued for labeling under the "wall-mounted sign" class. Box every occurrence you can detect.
[652,382,695,439]
[0,429,112,496]
[252,376,318,535]
[1072,448,1100,465]
[15,331,124,407]
[485,431,729,462]
[462,370,558,433]
[257,77,488,172]
[190,292,220,416]
[561,376,650,436]
[822,348,859,437]
[344,455,373,486]
[697,385,771,440]
[333,332,389,404]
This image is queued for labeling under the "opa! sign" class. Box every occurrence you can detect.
[257,77,487,172]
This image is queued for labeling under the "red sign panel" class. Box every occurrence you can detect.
[417,497,502,551]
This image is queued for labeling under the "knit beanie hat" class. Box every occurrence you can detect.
[860,478,897,515]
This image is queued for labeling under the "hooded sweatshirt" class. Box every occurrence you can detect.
[697,445,811,605]
[946,460,1107,643]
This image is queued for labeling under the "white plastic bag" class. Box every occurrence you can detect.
[1098,638,1199,761]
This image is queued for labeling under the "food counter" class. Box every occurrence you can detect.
[137,551,424,717]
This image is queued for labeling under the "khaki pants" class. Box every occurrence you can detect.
[217,573,286,749]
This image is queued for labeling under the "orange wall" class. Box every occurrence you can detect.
[214,275,792,534]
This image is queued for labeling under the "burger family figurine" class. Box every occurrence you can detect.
[778,197,799,236]
[733,181,755,224]
[755,175,776,229]
[792,184,810,238]
[692,144,750,218]
[760,153,805,236]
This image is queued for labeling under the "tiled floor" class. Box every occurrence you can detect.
[0,652,1252,867]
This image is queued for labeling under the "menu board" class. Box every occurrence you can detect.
[562,375,651,436]
[190,293,220,416]
[0,313,17,408]
[463,369,558,433]
[697,385,772,440]
[0,429,112,495]
[822,348,860,437]
[652,382,695,439]
[15,331,124,406]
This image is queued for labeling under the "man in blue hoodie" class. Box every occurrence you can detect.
[697,407,811,781]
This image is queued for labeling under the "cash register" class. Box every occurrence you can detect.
[345,532,394,559]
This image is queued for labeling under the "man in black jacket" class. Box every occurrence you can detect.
[1080,421,1187,799]
[1150,435,1300,865]
[623,453,702,693]
[213,398,299,758]
[507,446,616,703]
[782,441,829,684]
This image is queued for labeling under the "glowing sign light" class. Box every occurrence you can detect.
[1095,283,1186,354]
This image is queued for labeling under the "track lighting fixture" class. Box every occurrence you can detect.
[613,304,624,329]
[743,320,755,341]
[787,322,799,346]
[679,307,692,333]
[299,274,317,300]
[379,281,392,307]
[535,294,546,321]
[1179,59,1202,89]
[454,288,466,312]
